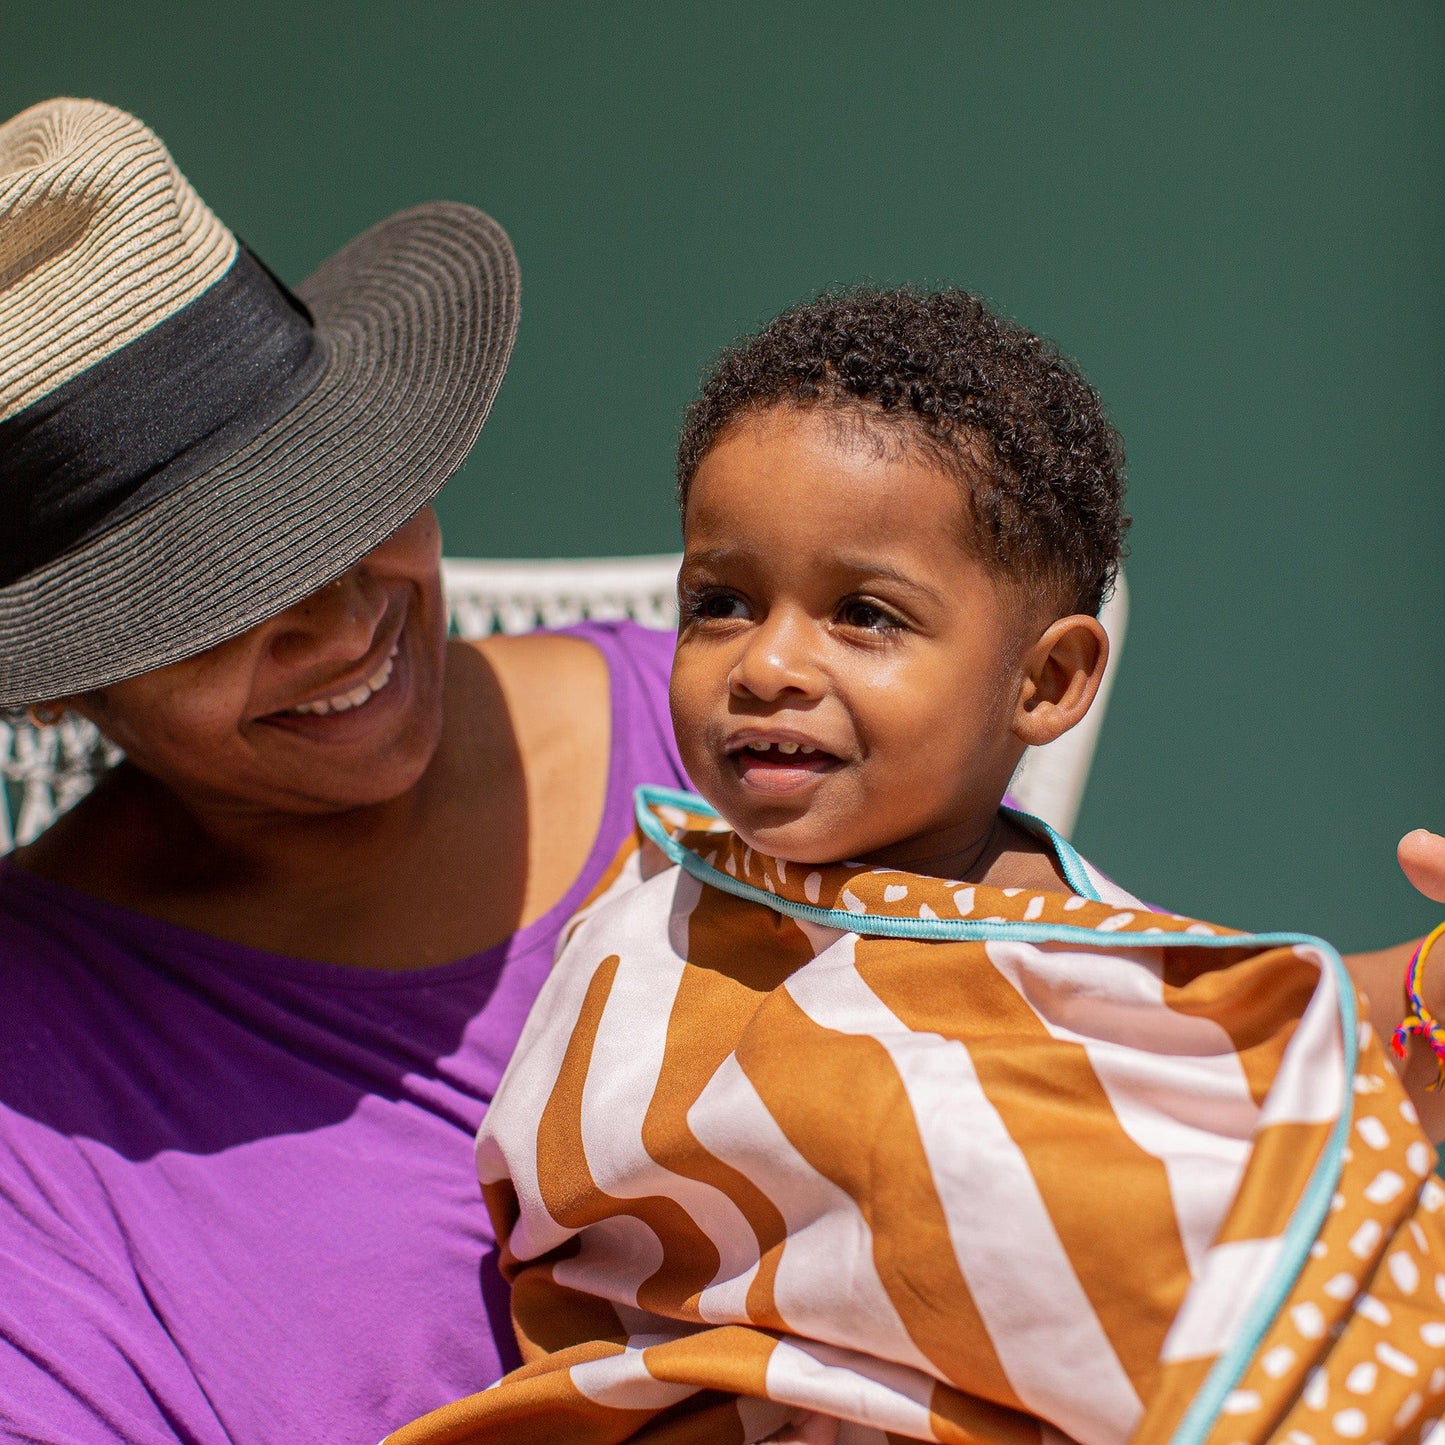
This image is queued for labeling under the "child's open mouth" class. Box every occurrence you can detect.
[729,738,841,794]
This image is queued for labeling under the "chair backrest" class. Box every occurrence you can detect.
[0,557,1124,851]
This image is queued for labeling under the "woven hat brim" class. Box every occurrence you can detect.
[0,201,519,708]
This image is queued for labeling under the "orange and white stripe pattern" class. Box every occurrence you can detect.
[391,792,1445,1445]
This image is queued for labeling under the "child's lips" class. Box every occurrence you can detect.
[728,739,841,794]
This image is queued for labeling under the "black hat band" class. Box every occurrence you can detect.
[0,246,325,587]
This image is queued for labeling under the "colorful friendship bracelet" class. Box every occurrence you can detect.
[1390,920,1445,1088]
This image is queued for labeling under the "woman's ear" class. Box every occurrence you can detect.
[1011,614,1109,749]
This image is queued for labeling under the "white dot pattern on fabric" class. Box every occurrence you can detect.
[1344,1361,1377,1393]
[1097,912,1135,932]
[883,884,908,903]
[917,903,938,921]
[1349,1219,1384,1258]
[803,873,821,905]
[953,887,975,916]
[1024,895,1045,921]
[1396,1392,1425,1427]
[1377,1341,1418,1377]
[1365,1171,1406,1205]
[1323,1273,1357,1301]
[1192,1033,1445,1445]
[1409,1142,1433,1177]
[840,889,865,915]
[1357,1117,1390,1151]
[1262,1345,1296,1378]
[1389,1252,1421,1295]
[1223,1389,1263,1414]
[1063,895,1087,911]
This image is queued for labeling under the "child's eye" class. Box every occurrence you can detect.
[680,587,751,623]
[837,597,903,632]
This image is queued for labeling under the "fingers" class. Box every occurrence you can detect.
[1399,830,1445,905]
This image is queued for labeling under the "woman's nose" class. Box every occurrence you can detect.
[728,612,823,703]
[265,566,389,669]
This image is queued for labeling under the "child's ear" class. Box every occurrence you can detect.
[1011,614,1109,748]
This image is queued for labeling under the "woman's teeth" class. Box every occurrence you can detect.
[288,646,398,716]
[744,740,816,755]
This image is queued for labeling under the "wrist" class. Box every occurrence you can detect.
[1390,922,1445,1082]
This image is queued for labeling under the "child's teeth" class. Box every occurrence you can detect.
[776,741,799,754]
[799,745,815,754]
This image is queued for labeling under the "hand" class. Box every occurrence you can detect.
[1400,830,1445,906]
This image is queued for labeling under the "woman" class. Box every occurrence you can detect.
[0,98,686,1444]
[0,99,1440,1445]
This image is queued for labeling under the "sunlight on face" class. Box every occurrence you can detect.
[670,408,1037,870]
[69,508,451,819]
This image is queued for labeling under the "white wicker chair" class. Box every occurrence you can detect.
[0,558,1125,851]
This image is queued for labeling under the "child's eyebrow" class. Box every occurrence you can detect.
[831,559,941,601]
[682,548,943,606]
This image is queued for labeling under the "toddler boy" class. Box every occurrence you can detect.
[394,290,1445,1445]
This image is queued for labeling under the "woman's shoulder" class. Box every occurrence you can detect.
[467,619,671,700]
[469,620,683,786]
[459,622,684,930]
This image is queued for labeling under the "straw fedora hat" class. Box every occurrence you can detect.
[0,98,519,709]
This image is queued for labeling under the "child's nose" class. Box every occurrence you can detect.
[728,613,823,703]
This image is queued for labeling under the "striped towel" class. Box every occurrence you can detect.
[390,788,1445,1445]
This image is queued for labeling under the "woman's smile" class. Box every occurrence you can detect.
[260,636,412,744]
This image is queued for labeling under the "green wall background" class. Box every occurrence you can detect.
[3,2,1441,950]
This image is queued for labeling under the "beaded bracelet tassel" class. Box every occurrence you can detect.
[1390,921,1445,1089]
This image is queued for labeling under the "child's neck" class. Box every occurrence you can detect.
[858,813,1070,894]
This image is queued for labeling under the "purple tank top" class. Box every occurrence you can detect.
[0,622,686,1445]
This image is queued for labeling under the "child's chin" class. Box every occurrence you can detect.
[730,820,853,870]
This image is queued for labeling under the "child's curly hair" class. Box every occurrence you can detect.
[677,287,1130,618]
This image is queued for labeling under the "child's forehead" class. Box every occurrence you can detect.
[684,405,976,551]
